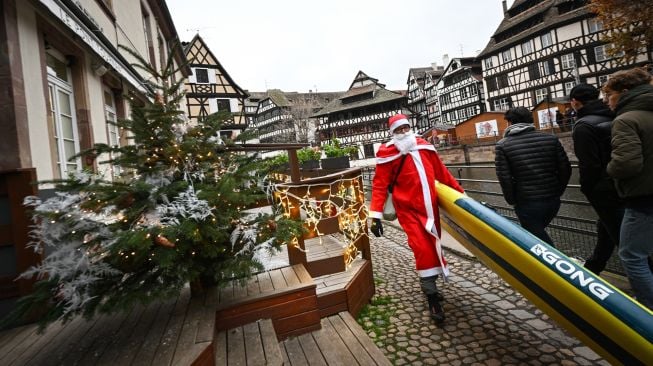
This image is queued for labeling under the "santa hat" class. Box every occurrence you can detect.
[388,114,410,133]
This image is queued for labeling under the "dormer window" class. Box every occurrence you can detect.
[588,18,603,33]
[502,49,512,63]
[541,32,553,48]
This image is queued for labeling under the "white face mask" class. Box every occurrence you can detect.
[393,129,413,140]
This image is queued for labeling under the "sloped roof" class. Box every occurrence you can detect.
[408,67,433,88]
[244,91,267,107]
[311,71,404,117]
[427,69,445,79]
[257,90,344,109]
[348,70,384,89]
[266,89,292,107]
[183,34,249,98]
[441,57,480,76]
[478,0,590,57]
[340,84,376,99]
[312,88,404,117]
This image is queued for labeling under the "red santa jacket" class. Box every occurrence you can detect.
[369,137,464,237]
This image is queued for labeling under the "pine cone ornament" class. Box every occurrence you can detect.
[154,235,175,248]
[117,193,135,209]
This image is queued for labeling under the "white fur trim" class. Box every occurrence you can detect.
[369,210,383,219]
[389,118,410,133]
[376,153,402,164]
[411,151,447,278]
[418,266,449,278]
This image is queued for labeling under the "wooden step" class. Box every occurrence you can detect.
[280,311,391,365]
[215,264,321,340]
[314,258,375,318]
[304,235,346,277]
[214,319,283,366]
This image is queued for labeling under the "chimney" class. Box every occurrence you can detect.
[431,62,438,70]
[442,54,450,67]
[502,0,508,13]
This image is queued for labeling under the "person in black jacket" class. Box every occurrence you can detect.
[495,107,571,245]
[570,84,623,275]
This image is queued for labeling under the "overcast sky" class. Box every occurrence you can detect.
[167,0,514,93]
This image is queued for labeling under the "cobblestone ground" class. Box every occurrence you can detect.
[362,224,611,366]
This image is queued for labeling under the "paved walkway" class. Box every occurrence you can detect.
[363,224,610,366]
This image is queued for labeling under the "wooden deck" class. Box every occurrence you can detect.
[214,319,283,366]
[215,312,390,366]
[0,259,378,365]
[281,312,391,366]
[0,285,214,366]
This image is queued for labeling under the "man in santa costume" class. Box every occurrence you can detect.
[369,114,464,323]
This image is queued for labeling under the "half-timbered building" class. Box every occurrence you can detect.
[479,0,652,113]
[244,91,267,129]
[424,67,445,127]
[253,89,341,144]
[183,34,249,139]
[313,71,407,166]
[407,67,431,134]
[436,57,486,126]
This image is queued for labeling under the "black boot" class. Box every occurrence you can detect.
[427,294,445,324]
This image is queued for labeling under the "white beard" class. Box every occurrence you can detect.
[393,130,417,155]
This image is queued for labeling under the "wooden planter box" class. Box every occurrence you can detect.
[320,156,350,170]
[300,160,320,170]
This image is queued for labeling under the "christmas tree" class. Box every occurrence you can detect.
[5,48,302,329]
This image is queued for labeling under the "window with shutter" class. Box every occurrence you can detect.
[486,77,497,92]
[528,63,540,79]
[498,74,509,89]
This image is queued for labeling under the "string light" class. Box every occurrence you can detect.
[273,175,368,267]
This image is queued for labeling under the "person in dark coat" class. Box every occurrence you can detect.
[570,84,622,275]
[603,67,653,310]
[495,107,572,245]
[555,110,567,131]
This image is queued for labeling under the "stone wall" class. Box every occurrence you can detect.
[438,131,577,165]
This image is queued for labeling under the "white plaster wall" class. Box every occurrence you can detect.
[557,22,581,42]
[113,0,149,78]
[84,57,113,179]
[16,2,54,182]
[78,0,117,45]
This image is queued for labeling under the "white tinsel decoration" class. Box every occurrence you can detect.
[157,185,213,226]
[21,190,121,316]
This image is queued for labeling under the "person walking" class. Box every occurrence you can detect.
[495,107,571,246]
[569,84,623,275]
[369,114,464,323]
[603,67,653,310]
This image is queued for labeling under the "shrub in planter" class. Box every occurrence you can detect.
[321,139,357,169]
[267,154,289,172]
[297,147,321,170]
